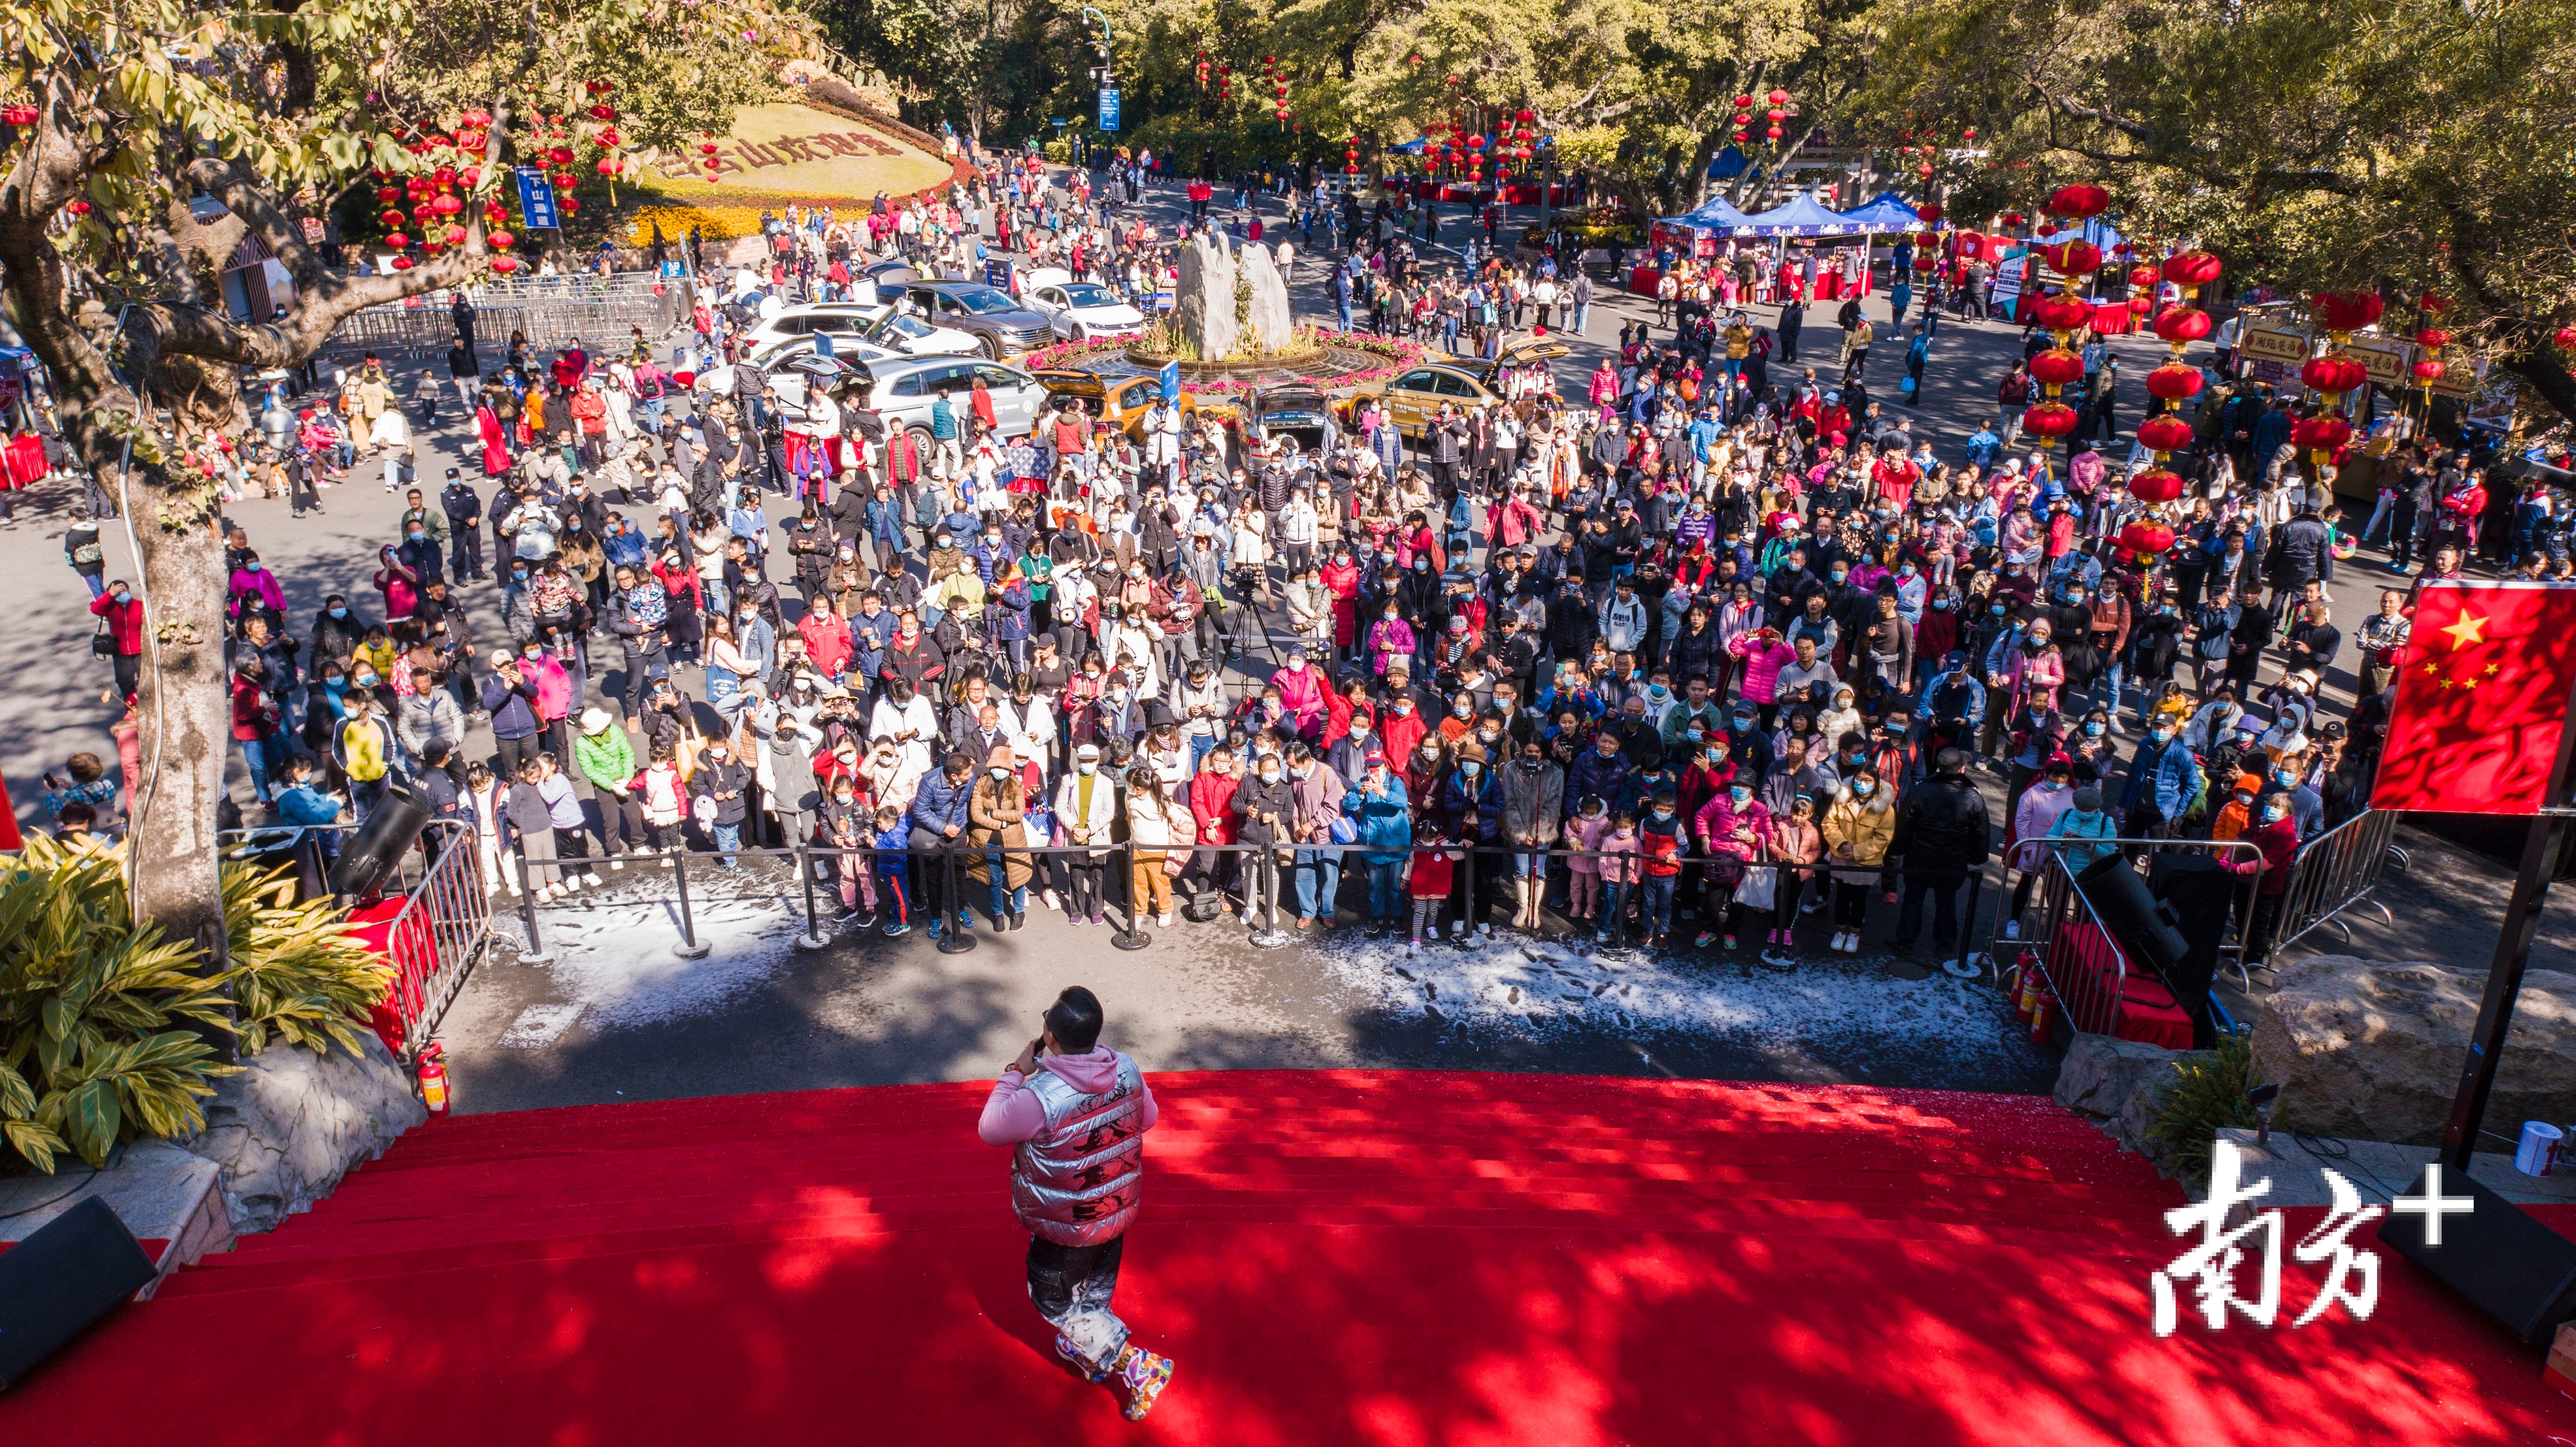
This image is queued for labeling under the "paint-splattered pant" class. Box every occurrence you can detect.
[1027,1233,1129,1376]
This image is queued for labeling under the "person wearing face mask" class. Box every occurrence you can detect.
[2006,757,2078,914]
[969,745,1035,930]
[2220,791,2302,965]
[2117,713,2203,844]
[1885,748,1991,955]
[1052,744,1119,925]
[2041,785,2117,875]
[1498,743,1566,930]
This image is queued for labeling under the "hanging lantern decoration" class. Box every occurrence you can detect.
[2299,353,2369,406]
[1999,211,2025,230]
[2032,293,2092,338]
[382,231,408,249]
[2118,521,2176,557]
[1915,202,1943,225]
[2021,402,2081,449]
[2129,295,2156,317]
[2412,357,2446,387]
[2291,414,2353,465]
[2414,327,2452,351]
[2038,238,2102,279]
[490,255,520,274]
[2127,263,2160,291]
[2555,326,2576,350]
[2145,362,2205,404]
[2129,469,2188,504]
[2029,347,2085,395]
[389,255,413,270]
[2309,289,2384,341]
[2136,416,2196,458]
[380,208,405,230]
[2152,306,2212,357]
[2045,182,2110,220]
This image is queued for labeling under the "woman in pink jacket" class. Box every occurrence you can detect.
[1727,625,1799,727]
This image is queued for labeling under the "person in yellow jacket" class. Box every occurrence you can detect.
[1820,768,1898,954]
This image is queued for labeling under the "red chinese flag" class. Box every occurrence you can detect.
[2373,580,2576,814]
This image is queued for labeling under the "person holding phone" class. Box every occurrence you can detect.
[977,987,1174,1421]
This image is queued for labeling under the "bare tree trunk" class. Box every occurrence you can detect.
[123,497,234,1001]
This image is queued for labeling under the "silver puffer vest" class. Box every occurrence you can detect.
[1010,1052,1148,1247]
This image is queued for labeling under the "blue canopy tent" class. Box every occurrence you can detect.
[1733,192,1859,237]
[1704,146,1751,180]
[1649,194,1758,260]
[1834,192,1940,233]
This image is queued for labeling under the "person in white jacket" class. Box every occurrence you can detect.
[1276,489,1319,576]
[1052,743,1121,923]
[1140,400,1183,490]
[1228,505,1271,606]
[869,677,941,774]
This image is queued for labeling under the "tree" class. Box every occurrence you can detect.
[1854,0,2576,424]
[0,0,803,985]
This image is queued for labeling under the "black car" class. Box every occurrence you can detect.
[1239,382,1340,455]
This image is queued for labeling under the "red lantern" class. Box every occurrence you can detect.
[2021,402,2080,441]
[588,104,617,122]
[2130,469,2188,503]
[2145,363,2205,403]
[2412,358,2446,384]
[2032,294,2092,334]
[1915,203,1943,225]
[546,146,574,166]
[380,208,405,229]
[2029,348,2086,388]
[488,230,515,250]
[1913,254,1937,272]
[1766,89,1789,105]
[1734,94,1753,107]
[2290,415,2353,454]
[389,255,413,270]
[1999,211,2025,229]
[2310,290,2384,334]
[2127,263,2161,290]
[2153,307,2212,345]
[1515,108,1535,124]
[2046,183,2109,219]
[2119,521,2176,556]
[2299,354,2369,397]
[2414,328,2452,350]
[432,193,463,216]
[382,231,408,249]
[2555,326,2576,350]
[2128,295,2155,317]
[3,103,41,126]
[560,197,578,214]
[2136,417,2196,455]
[441,224,466,246]
[2038,239,2102,276]
[2161,250,2221,290]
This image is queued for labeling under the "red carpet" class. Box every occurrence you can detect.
[8,1072,2575,1445]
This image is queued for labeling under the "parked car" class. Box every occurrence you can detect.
[1023,268,1148,341]
[899,281,1054,360]
[738,301,979,361]
[1338,336,1571,440]
[1236,381,1341,455]
[1031,368,1232,442]
[857,259,920,302]
[839,354,1052,451]
[696,351,862,414]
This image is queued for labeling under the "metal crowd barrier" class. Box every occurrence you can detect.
[2269,808,2404,954]
[219,818,492,1061]
[322,274,696,362]
[497,831,1976,972]
[1996,838,2261,1039]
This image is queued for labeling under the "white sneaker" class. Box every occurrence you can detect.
[1041,888,1061,911]
[1406,940,1419,955]
[1450,921,1466,938]
[1157,912,1175,928]
[608,859,625,871]
[2003,921,2021,940]
[506,880,523,897]
[581,871,603,888]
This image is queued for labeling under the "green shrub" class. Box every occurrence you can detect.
[0,839,394,1172]
[2145,1030,2262,1187]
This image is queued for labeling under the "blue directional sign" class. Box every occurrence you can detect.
[1098,88,1121,132]
[515,166,561,230]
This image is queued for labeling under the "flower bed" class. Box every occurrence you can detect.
[1023,329,1428,395]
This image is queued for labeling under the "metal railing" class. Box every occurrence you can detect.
[322,274,696,362]
[2270,808,2405,954]
[1995,836,2264,1038]
[371,826,494,1060]
[220,818,491,1061]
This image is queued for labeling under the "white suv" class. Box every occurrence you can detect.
[739,301,980,360]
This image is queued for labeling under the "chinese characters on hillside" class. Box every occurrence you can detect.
[647,129,906,182]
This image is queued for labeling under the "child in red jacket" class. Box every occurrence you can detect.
[1407,822,1462,955]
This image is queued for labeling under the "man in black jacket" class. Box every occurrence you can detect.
[1886,748,1992,953]
[440,469,486,581]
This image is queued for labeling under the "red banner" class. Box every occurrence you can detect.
[2372,581,2576,814]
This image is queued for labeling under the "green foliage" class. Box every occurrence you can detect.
[2145,1030,2261,1189]
[1851,0,2576,423]
[0,838,395,1174]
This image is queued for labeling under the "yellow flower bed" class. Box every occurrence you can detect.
[626,203,772,244]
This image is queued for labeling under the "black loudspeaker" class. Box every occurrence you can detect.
[2376,1166,2576,1347]
[2075,852,2188,976]
[327,785,431,898]
[0,1196,159,1388]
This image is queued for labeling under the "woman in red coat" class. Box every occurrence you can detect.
[475,402,510,477]
[1320,547,1362,659]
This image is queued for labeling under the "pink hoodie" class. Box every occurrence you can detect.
[977,1045,1161,1146]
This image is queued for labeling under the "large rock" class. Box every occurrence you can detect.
[2055,1034,2188,1152]
[1172,231,1238,362]
[175,1035,428,1233]
[2251,955,2576,1147]
[1237,240,1294,353]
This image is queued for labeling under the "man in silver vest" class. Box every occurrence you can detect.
[977,986,1174,1420]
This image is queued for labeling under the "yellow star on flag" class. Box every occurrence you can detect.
[2443,613,2488,649]
[2461,676,2480,690]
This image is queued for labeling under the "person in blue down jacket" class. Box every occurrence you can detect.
[1436,740,1506,939]
[1343,757,1412,931]
[909,749,978,941]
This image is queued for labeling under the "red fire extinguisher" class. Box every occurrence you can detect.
[2027,984,2055,1044]
[417,1042,451,1116]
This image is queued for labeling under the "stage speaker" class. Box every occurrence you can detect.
[0,1196,159,1389]
[2377,1166,2576,1347]
[2075,852,2188,977]
[327,784,431,899]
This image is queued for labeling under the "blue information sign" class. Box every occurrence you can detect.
[515,167,561,230]
[1098,88,1120,132]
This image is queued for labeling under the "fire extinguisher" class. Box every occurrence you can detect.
[417,1042,451,1116]
[2014,959,2045,1020]
[2027,985,2055,1044]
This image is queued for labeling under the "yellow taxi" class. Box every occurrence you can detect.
[1338,336,1570,440]
[1030,368,1235,441]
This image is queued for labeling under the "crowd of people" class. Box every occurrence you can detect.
[40,156,2537,983]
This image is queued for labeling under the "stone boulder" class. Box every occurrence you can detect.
[1172,231,1238,362]
[2250,955,2576,1147]
[175,1035,428,1233]
[1237,241,1294,353]
[2055,1033,2188,1154]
